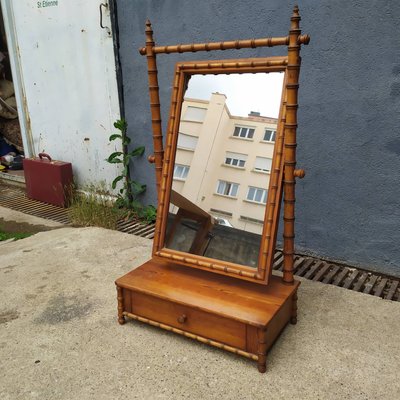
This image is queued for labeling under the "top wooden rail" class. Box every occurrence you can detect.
[141,36,280,56]
[139,35,310,56]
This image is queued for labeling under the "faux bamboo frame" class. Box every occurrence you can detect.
[153,58,287,284]
[141,6,309,285]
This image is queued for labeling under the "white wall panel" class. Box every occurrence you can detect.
[2,0,122,188]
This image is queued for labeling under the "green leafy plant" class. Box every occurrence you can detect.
[137,204,157,223]
[107,119,157,223]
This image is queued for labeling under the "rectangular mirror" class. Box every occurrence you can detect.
[153,58,288,284]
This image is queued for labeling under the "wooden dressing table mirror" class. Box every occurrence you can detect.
[115,6,310,373]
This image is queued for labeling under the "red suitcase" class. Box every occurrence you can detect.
[23,153,73,207]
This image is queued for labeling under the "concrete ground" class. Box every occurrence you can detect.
[0,206,64,233]
[0,209,399,400]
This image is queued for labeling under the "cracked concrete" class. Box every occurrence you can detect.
[0,210,399,399]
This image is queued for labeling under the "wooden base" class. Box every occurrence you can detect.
[115,258,299,373]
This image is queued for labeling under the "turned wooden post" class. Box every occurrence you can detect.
[283,5,305,285]
[257,328,268,373]
[116,285,125,325]
[143,20,164,200]
[143,20,165,256]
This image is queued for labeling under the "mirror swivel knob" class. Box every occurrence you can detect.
[177,314,187,324]
[148,155,156,163]
[298,34,311,45]
[294,169,305,179]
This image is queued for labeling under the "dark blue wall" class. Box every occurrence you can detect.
[115,0,400,277]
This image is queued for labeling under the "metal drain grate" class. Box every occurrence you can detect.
[0,184,156,239]
[116,219,155,239]
[0,185,70,224]
[1,183,399,301]
[273,250,400,301]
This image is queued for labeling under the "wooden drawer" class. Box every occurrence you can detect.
[129,291,246,350]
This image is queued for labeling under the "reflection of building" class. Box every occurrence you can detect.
[172,93,278,234]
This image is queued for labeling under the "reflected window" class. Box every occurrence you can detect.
[177,133,198,151]
[184,106,207,122]
[173,164,190,180]
[233,126,255,139]
[246,186,268,204]
[254,156,272,173]
[263,129,276,142]
[224,152,247,168]
[240,215,264,225]
[216,180,239,197]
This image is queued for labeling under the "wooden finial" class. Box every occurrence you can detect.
[291,5,301,26]
[145,19,152,31]
[145,20,154,42]
[139,19,155,55]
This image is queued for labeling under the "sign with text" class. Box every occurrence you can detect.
[37,1,59,8]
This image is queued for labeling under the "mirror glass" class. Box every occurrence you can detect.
[165,72,285,268]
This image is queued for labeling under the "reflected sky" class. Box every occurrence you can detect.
[185,72,284,118]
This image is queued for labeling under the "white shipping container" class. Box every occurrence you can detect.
[1,0,122,188]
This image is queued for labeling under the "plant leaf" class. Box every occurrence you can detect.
[107,151,123,163]
[131,200,142,210]
[114,119,127,132]
[131,181,146,195]
[146,205,157,214]
[109,134,122,141]
[143,205,157,222]
[108,158,122,164]
[122,136,131,145]
[111,175,124,189]
[129,146,145,157]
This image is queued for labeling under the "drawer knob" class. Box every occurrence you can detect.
[177,314,187,324]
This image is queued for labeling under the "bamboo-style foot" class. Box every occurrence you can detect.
[116,285,125,325]
[257,358,267,373]
[257,328,267,373]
